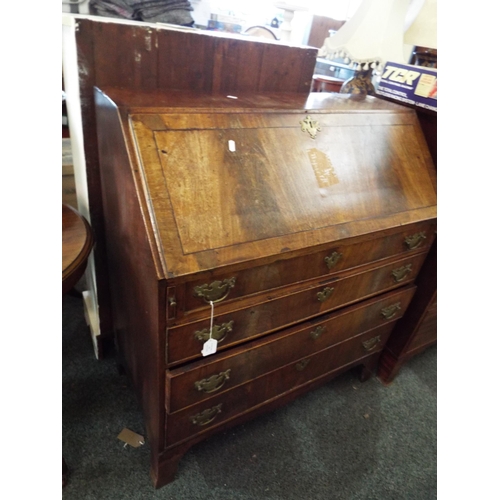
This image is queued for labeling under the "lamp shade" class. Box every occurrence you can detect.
[319,0,410,72]
[404,0,437,49]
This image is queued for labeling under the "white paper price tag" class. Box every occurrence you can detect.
[201,338,218,357]
[201,300,218,357]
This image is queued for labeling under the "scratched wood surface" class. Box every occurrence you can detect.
[93,88,438,278]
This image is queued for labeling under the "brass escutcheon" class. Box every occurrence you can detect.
[310,325,326,340]
[404,231,427,250]
[295,358,311,371]
[194,369,231,394]
[317,287,334,302]
[189,404,223,426]
[300,115,321,139]
[391,264,412,283]
[193,277,236,303]
[325,251,343,270]
[194,320,234,343]
[380,302,401,320]
[362,335,381,352]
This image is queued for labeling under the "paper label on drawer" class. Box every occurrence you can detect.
[307,148,339,188]
[202,338,218,356]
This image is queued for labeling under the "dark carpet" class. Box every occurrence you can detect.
[62,292,437,500]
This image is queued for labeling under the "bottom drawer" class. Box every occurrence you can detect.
[165,322,395,446]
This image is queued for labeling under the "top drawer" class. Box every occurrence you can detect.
[175,221,435,317]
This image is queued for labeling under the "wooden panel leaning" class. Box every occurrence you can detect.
[93,87,437,488]
[66,17,317,350]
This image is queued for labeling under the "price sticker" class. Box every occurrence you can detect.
[202,338,218,357]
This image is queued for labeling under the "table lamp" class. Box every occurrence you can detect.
[404,0,437,66]
[318,0,410,95]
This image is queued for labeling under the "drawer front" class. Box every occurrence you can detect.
[165,323,394,446]
[180,221,434,315]
[167,252,427,365]
[166,286,416,412]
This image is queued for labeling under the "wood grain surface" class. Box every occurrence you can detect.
[62,204,93,295]
[95,88,436,279]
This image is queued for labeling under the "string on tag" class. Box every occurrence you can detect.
[209,300,214,339]
[201,301,218,356]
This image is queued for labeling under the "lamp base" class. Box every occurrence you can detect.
[340,69,376,96]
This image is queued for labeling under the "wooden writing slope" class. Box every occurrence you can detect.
[94,88,437,488]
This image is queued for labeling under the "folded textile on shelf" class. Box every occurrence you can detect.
[89,0,194,25]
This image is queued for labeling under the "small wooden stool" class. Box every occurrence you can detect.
[311,74,344,93]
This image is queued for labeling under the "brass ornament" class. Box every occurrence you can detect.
[300,116,321,139]
[194,320,234,343]
[325,251,343,270]
[189,404,223,426]
[295,358,311,371]
[380,302,401,320]
[310,325,326,340]
[193,277,236,303]
[405,232,427,250]
[362,335,381,352]
[317,286,334,302]
[194,369,231,394]
[391,264,412,283]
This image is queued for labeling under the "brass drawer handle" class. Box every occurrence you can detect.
[362,335,381,352]
[310,325,326,340]
[189,404,222,426]
[193,278,236,303]
[194,369,231,394]
[380,302,401,320]
[296,358,311,371]
[317,286,334,302]
[194,320,234,343]
[325,251,343,270]
[391,264,412,283]
[405,231,426,250]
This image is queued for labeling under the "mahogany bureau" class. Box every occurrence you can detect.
[94,88,437,488]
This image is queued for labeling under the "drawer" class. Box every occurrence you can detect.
[165,323,394,446]
[166,285,416,412]
[167,252,428,365]
[178,221,434,316]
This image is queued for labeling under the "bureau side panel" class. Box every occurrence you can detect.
[94,89,166,465]
[378,238,437,383]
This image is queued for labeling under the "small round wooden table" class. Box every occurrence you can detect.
[62,204,93,486]
[62,204,93,295]
[311,74,345,93]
